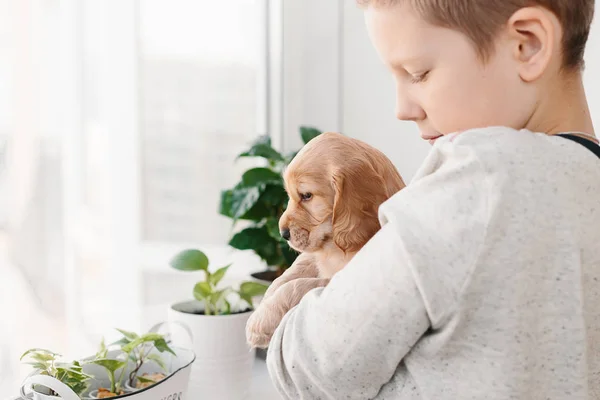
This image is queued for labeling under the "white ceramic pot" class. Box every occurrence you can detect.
[21,346,195,400]
[122,372,165,392]
[87,387,133,399]
[167,300,255,400]
[21,376,77,400]
[30,388,60,400]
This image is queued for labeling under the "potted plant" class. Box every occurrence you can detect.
[88,330,175,398]
[20,349,93,399]
[219,126,323,284]
[167,248,268,400]
[19,328,195,400]
[86,358,127,399]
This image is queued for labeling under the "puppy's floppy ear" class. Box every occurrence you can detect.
[331,161,389,253]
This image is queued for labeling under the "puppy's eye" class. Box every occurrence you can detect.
[300,192,313,201]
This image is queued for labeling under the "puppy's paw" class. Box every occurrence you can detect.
[245,303,284,349]
[246,324,272,349]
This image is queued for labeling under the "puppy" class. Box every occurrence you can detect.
[245,132,405,348]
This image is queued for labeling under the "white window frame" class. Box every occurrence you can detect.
[278,0,345,153]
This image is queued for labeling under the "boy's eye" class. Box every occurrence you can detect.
[409,70,430,84]
[300,192,313,201]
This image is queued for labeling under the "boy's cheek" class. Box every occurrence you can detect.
[426,88,474,134]
[428,70,501,133]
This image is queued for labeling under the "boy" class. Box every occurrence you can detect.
[266,1,599,399]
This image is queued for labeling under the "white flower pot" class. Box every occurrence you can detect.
[21,346,195,400]
[167,300,255,400]
[28,386,60,400]
[31,392,58,400]
[21,377,73,400]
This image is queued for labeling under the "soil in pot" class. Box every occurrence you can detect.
[251,269,280,284]
[125,372,166,390]
[89,388,127,399]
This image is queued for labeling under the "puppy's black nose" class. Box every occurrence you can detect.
[280,229,290,241]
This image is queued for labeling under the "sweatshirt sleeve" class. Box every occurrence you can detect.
[266,140,490,399]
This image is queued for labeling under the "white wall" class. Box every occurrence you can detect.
[277,0,343,153]
[282,2,600,182]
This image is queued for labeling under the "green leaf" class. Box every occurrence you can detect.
[258,243,284,267]
[219,189,235,218]
[239,292,253,307]
[241,168,282,187]
[96,337,108,359]
[210,288,228,305]
[121,332,166,354]
[25,361,49,370]
[55,366,93,380]
[121,338,144,354]
[239,281,268,298]
[140,333,165,342]
[220,180,287,223]
[239,293,252,306]
[20,348,60,361]
[56,361,83,373]
[169,249,209,272]
[229,186,262,219]
[238,143,284,162]
[154,338,176,356]
[209,264,231,287]
[223,299,231,315]
[115,329,139,341]
[30,352,58,363]
[194,282,212,300]
[228,226,273,251]
[237,135,284,162]
[266,218,282,241]
[300,126,322,145]
[137,375,158,384]
[242,134,271,150]
[68,381,90,397]
[146,354,167,372]
[220,189,270,221]
[109,337,132,347]
[228,226,284,266]
[259,184,288,210]
[89,359,127,373]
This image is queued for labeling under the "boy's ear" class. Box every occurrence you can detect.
[506,6,560,82]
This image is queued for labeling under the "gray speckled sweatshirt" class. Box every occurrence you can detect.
[266,127,600,399]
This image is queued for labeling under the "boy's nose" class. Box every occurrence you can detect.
[395,92,425,122]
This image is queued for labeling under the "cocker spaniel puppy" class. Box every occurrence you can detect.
[246,132,405,348]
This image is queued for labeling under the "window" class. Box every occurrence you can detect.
[0,0,276,393]
[140,0,268,244]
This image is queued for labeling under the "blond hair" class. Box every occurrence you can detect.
[358,0,595,69]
